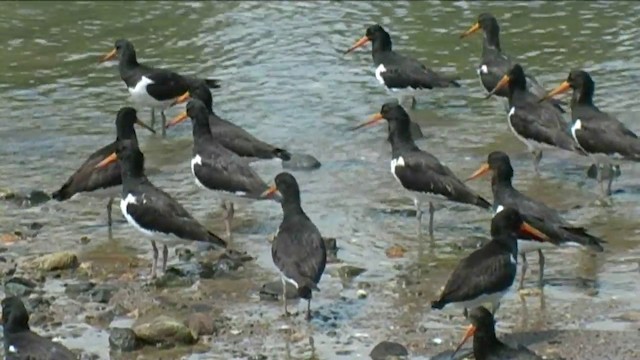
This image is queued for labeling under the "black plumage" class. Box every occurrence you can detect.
[2,296,77,360]
[467,151,605,289]
[267,172,326,321]
[346,24,460,90]
[352,102,490,237]
[51,107,153,233]
[488,64,582,173]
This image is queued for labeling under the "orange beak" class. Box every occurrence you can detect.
[165,112,188,129]
[95,152,117,169]
[260,185,278,199]
[135,119,156,134]
[344,35,370,54]
[451,324,476,358]
[466,163,490,182]
[540,80,571,102]
[99,48,117,63]
[460,22,481,39]
[171,91,191,107]
[349,113,384,131]
[520,222,550,242]
[486,74,510,98]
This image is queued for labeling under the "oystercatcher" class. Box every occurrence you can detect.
[351,102,490,237]
[95,139,227,278]
[52,107,154,236]
[345,24,460,97]
[166,81,291,161]
[543,70,640,196]
[486,64,582,174]
[99,39,221,136]
[467,151,605,290]
[2,296,77,360]
[431,207,548,317]
[460,13,565,112]
[451,306,543,360]
[173,99,275,238]
[263,172,326,321]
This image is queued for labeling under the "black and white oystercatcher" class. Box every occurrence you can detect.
[351,102,490,237]
[167,81,291,161]
[460,13,564,112]
[451,306,543,360]
[345,24,460,94]
[171,99,275,238]
[431,207,548,317]
[99,39,221,136]
[543,70,640,196]
[263,172,326,321]
[2,296,77,360]
[487,64,582,173]
[52,107,154,235]
[95,139,227,278]
[467,151,605,290]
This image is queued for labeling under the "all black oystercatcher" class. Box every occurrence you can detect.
[431,207,548,317]
[172,99,275,238]
[487,64,582,173]
[460,12,564,112]
[51,107,154,235]
[352,102,490,237]
[167,81,291,161]
[467,151,605,290]
[95,139,227,278]
[263,172,326,321]
[542,70,640,196]
[99,39,221,136]
[2,296,77,360]
[345,24,460,95]
[451,306,543,360]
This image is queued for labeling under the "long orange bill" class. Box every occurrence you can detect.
[95,152,117,169]
[451,324,476,358]
[135,119,156,134]
[344,35,370,54]
[165,112,188,129]
[520,222,550,242]
[99,48,117,63]
[486,74,510,98]
[540,80,571,102]
[460,22,481,39]
[260,185,278,199]
[349,113,384,131]
[171,91,191,107]
[465,163,490,182]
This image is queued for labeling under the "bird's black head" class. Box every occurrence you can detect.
[460,13,500,48]
[350,102,413,145]
[345,24,391,54]
[487,64,526,97]
[185,99,210,127]
[365,24,388,40]
[469,306,496,330]
[264,172,301,207]
[466,151,513,184]
[115,107,154,139]
[189,82,214,112]
[566,70,594,90]
[2,296,30,333]
[542,69,595,106]
[451,306,497,357]
[100,39,137,64]
[477,13,499,31]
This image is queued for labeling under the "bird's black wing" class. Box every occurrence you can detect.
[139,65,190,101]
[380,53,460,89]
[573,107,640,159]
[211,117,291,160]
[6,332,77,360]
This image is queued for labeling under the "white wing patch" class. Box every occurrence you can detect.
[509,254,517,265]
[479,64,489,74]
[120,193,153,236]
[128,76,172,109]
[375,64,387,85]
[8,345,17,353]
[191,154,207,189]
[390,156,405,183]
[494,205,505,215]
[571,119,582,144]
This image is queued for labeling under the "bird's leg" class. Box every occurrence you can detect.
[532,149,543,175]
[150,240,159,279]
[150,109,156,129]
[463,307,469,319]
[537,249,545,289]
[306,299,312,322]
[106,197,114,238]
[428,201,436,239]
[491,301,501,316]
[221,200,235,240]
[281,276,289,317]
[413,198,423,237]
[519,253,528,290]
[160,110,167,137]
[162,244,168,273]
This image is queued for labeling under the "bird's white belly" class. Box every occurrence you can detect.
[191,155,208,190]
[517,239,555,253]
[120,193,153,236]
[453,290,507,310]
[128,76,173,109]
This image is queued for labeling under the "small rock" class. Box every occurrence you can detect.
[369,341,409,360]
[133,315,195,346]
[79,236,91,245]
[259,280,299,301]
[187,312,217,337]
[23,251,79,271]
[0,232,22,245]
[109,327,139,352]
[385,245,407,259]
[356,289,368,299]
[337,265,366,280]
[282,153,321,171]
[88,284,117,303]
[4,277,37,297]
[175,247,193,262]
[65,281,96,297]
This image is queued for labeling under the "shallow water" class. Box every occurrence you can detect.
[1,1,640,359]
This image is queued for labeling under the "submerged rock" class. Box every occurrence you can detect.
[157,249,253,286]
[337,265,366,280]
[22,251,79,271]
[187,312,221,337]
[4,276,37,297]
[109,327,140,352]
[282,153,321,171]
[133,315,195,346]
[0,189,51,207]
[370,341,409,360]
[259,280,299,301]
[324,237,339,263]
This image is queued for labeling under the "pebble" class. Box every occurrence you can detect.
[337,265,367,280]
[356,289,368,299]
[385,245,407,258]
[23,251,79,271]
[109,327,139,352]
[4,276,37,297]
[369,341,409,360]
[187,312,218,337]
[133,315,195,346]
[282,153,321,171]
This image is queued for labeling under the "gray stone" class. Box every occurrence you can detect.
[187,312,218,337]
[370,341,409,360]
[133,315,195,346]
[282,153,321,171]
[65,281,96,297]
[109,327,139,352]
[4,277,37,297]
